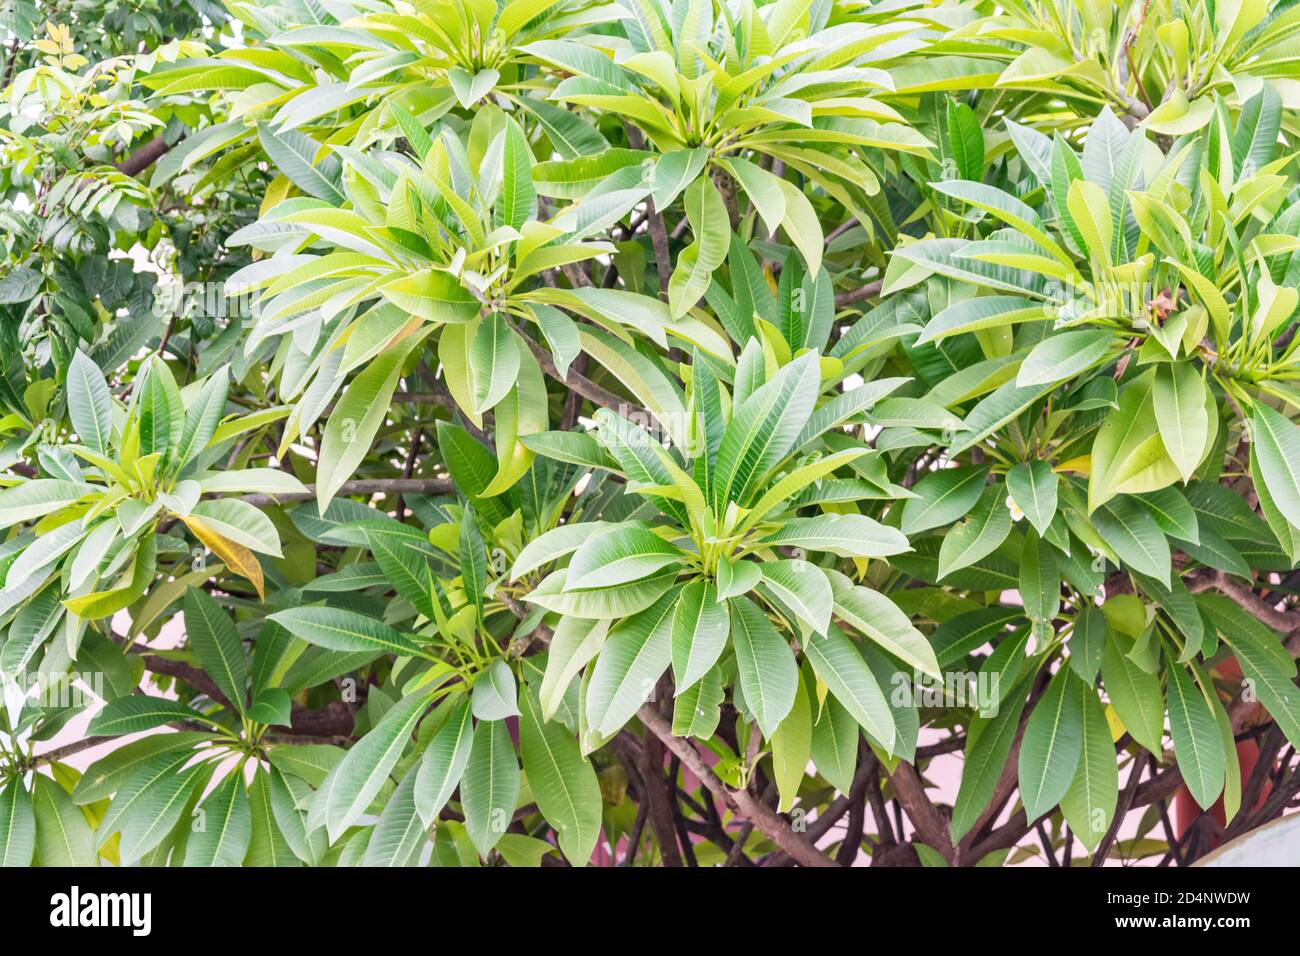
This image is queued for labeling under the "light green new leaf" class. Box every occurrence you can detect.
[1153,361,1210,483]
[770,671,812,813]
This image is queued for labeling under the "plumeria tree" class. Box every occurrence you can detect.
[1,0,1300,868]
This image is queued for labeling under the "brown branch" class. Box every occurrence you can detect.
[834,279,884,309]
[636,705,837,868]
[888,761,954,863]
[117,135,173,177]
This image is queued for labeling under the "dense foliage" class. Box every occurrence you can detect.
[2,0,1300,868]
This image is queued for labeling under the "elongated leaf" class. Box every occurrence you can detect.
[1017,668,1084,821]
[184,772,252,866]
[518,683,602,865]
[729,596,798,737]
[183,587,247,713]
[461,718,519,856]
[670,579,729,694]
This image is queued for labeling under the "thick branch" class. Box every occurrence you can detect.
[834,279,883,309]
[889,761,954,863]
[117,136,173,177]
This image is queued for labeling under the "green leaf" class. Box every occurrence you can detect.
[66,350,113,455]
[668,176,730,318]
[472,658,521,720]
[1101,630,1164,753]
[901,465,989,535]
[1090,373,1180,512]
[1153,361,1210,483]
[0,480,97,530]
[499,118,535,231]
[938,484,1012,579]
[757,559,833,636]
[461,717,519,857]
[1017,668,1084,821]
[72,733,213,805]
[316,329,429,511]
[31,775,96,866]
[414,696,474,824]
[269,606,425,658]
[729,596,799,737]
[1068,605,1107,683]
[1166,661,1225,810]
[1201,594,1300,747]
[183,587,247,713]
[946,100,985,181]
[760,513,910,559]
[184,772,253,866]
[951,681,1030,842]
[1016,329,1114,387]
[1018,530,1059,639]
[713,351,822,509]
[584,590,675,737]
[257,122,345,204]
[810,692,858,794]
[671,579,729,694]
[1066,178,1112,264]
[0,784,35,867]
[539,616,609,721]
[525,567,678,619]
[363,766,427,867]
[105,757,211,863]
[827,569,940,679]
[87,696,212,736]
[1059,680,1118,852]
[1093,496,1172,587]
[175,367,229,469]
[1250,403,1300,531]
[565,526,684,590]
[138,356,184,462]
[802,624,896,753]
[716,555,761,600]
[470,314,521,415]
[1006,461,1058,536]
[319,691,430,841]
[518,682,602,866]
